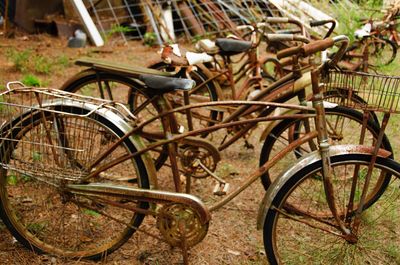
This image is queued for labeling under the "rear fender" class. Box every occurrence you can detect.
[40,99,158,189]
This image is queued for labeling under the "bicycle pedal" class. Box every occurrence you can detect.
[213,183,229,196]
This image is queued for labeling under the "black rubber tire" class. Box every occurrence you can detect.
[0,105,150,260]
[367,38,397,67]
[263,154,400,264]
[342,38,397,68]
[61,69,150,104]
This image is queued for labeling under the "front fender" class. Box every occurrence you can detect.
[256,145,391,230]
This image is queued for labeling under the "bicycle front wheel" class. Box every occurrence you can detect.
[259,106,392,189]
[263,154,400,264]
[0,105,150,259]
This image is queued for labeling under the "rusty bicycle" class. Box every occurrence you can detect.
[0,35,399,264]
[59,18,384,180]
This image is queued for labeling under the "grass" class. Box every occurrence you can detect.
[105,24,133,40]
[273,165,400,264]
[6,48,70,75]
[21,74,41,87]
[6,48,31,72]
[143,32,157,47]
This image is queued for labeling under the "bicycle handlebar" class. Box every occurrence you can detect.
[276,45,302,60]
[310,19,336,38]
[265,33,310,44]
[301,38,335,56]
[264,17,306,36]
[329,35,350,65]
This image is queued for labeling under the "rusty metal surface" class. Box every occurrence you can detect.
[67,183,211,224]
[74,57,175,77]
[256,144,392,230]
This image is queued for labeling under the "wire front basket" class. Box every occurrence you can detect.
[323,70,400,114]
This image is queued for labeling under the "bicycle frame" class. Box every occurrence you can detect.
[5,35,398,264]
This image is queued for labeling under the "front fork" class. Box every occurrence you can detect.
[311,69,353,237]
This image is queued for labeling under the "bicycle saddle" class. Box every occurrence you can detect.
[215,38,252,56]
[139,74,196,92]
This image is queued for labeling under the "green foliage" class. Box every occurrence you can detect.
[103,24,134,42]
[191,35,204,44]
[331,1,365,42]
[6,48,69,75]
[6,48,31,72]
[7,174,18,185]
[57,55,70,67]
[82,209,101,217]
[357,0,382,8]
[21,74,41,87]
[143,32,157,47]
[109,24,134,35]
[312,0,384,42]
[33,55,52,74]
[32,151,42,161]
[27,222,47,234]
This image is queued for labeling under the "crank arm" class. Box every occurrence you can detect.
[194,159,230,196]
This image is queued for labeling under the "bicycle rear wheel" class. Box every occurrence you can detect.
[263,154,400,264]
[0,105,150,259]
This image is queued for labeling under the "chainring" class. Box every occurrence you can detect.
[156,203,209,247]
[179,136,220,178]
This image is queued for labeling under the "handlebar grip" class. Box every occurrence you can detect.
[276,46,302,60]
[276,29,302,34]
[310,19,334,27]
[301,38,334,56]
[266,33,295,42]
[265,17,289,23]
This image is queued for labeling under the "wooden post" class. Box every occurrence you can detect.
[3,0,8,32]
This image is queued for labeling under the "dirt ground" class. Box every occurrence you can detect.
[0,32,269,264]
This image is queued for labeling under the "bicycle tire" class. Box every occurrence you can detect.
[61,69,169,170]
[263,153,400,264]
[61,69,149,103]
[322,89,379,123]
[259,106,393,197]
[0,105,150,259]
[367,37,397,67]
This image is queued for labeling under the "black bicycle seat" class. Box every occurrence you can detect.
[139,74,195,93]
[215,38,252,56]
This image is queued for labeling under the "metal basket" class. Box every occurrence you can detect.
[0,85,136,183]
[323,70,400,114]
